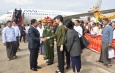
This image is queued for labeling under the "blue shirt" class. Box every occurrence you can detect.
[102,25,113,44]
[2,26,16,43]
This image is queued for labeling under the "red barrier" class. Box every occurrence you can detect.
[84,33,115,53]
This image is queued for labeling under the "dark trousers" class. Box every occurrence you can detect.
[16,36,20,48]
[71,56,81,72]
[20,34,26,42]
[99,42,111,64]
[64,46,70,66]
[6,42,17,59]
[29,49,39,68]
[57,46,64,73]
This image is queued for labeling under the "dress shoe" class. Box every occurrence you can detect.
[47,62,53,65]
[8,58,11,61]
[46,61,50,63]
[66,65,70,69]
[13,55,17,58]
[44,57,47,60]
[18,48,20,51]
[55,70,61,73]
[31,68,37,71]
[36,66,42,69]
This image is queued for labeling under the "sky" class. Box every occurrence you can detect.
[0,0,115,16]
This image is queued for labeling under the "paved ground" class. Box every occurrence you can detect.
[0,35,115,73]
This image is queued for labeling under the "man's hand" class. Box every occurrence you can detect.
[3,43,6,46]
[46,37,50,39]
[50,44,53,47]
[41,38,47,41]
[60,45,63,51]
[108,44,112,47]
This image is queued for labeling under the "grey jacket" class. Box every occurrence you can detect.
[65,29,82,57]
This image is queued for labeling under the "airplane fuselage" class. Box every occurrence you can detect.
[0,9,78,24]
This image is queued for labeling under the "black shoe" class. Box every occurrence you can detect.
[14,55,17,58]
[31,68,38,71]
[36,66,41,69]
[46,61,50,63]
[66,65,70,69]
[55,70,60,73]
[44,57,47,60]
[18,48,20,51]
[47,62,53,65]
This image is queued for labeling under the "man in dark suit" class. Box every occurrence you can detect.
[28,19,41,71]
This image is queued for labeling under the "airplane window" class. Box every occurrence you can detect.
[7,12,12,14]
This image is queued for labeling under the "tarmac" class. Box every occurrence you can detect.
[0,35,115,73]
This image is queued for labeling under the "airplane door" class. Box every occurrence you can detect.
[12,9,23,26]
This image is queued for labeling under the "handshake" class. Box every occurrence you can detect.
[41,37,50,42]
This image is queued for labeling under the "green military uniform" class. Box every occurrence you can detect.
[43,25,49,59]
[46,26,54,63]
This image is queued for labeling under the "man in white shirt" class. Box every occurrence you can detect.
[12,21,21,51]
[90,23,99,35]
[2,21,17,61]
[25,24,30,42]
[37,23,45,54]
[74,20,83,37]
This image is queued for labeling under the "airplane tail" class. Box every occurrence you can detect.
[94,0,102,10]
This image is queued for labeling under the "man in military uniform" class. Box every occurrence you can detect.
[45,18,54,65]
[42,18,48,60]
[42,17,54,64]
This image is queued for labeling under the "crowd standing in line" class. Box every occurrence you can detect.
[2,15,115,73]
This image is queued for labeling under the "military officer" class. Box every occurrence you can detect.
[46,18,54,65]
[42,18,49,60]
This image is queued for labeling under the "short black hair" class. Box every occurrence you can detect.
[31,19,37,25]
[27,24,29,26]
[7,20,11,24]
[112,21,115,23]
[55,15,63,22]
[75,20,80,23]
[103,18,109,22]
[53,16,56,20]
[64,19,74,29]
[80,20,84,23]
[92,22,96,26]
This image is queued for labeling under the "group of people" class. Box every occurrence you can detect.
[2,14,115,73]
[24,15,83,73]
[2,21,20,60]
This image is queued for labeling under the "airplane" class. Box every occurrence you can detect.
[0,0,115,25]
[0,9,79,24]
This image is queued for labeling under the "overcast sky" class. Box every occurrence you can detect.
[0,0,115,16]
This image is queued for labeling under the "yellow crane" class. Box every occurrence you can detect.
[92,6,115,21]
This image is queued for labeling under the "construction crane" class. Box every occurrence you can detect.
[92,6,115,21]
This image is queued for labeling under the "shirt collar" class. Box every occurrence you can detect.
[32,25,36,28]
